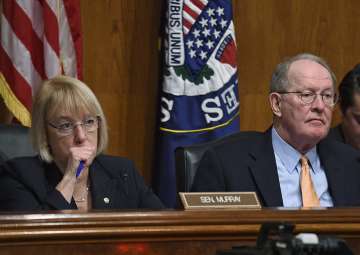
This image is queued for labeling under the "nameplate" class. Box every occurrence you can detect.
[179,192,261,210]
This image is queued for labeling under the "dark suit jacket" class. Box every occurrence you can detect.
[327,124,346,144]
[0,155,164,211]
[191,129,360,207]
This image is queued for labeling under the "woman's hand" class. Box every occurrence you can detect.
[64,145,96,177]
[56,144,96,203]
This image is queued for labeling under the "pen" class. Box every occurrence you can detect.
[76,160,85,178]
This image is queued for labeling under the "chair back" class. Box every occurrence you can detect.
[175,131,259,193]
[0,124,36,164]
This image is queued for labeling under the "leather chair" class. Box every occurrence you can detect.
[0,124,36,164]
[175,131,258,193]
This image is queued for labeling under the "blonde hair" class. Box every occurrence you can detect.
[31,75,108,162]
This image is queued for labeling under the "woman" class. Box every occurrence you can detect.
[0,76,164,211]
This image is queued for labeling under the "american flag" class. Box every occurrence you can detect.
[183,0,208,34]
[183,0,236,76]
[0,0,82,126]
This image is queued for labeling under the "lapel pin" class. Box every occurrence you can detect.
[104,197,110,204]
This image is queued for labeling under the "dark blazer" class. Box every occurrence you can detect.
[0,155,164,211]
[191,129,360,207]
[327,124,346,144]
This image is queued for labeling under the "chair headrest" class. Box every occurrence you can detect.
[0,124,36,162]
[175,131,260,193]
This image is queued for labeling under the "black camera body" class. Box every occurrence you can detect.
[216,222,353,255]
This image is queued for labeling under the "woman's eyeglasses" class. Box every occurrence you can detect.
[48,116,100,136]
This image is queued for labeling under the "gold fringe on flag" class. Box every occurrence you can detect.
[0,73,31,127]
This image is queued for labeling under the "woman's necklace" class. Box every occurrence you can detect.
[74,183,90,203]
[73,166,90,203]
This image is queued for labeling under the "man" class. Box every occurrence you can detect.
[328,64,360,149]
[191,53,360,207]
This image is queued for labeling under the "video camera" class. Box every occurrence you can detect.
[216,222,354,255]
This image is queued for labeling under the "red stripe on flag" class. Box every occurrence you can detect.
[3,1,46,79]
[42,1,60,56]
[183,4,199,21]
[191,0,206,10]
[0,46,33,110]
[63,0,83,79]
[183,18,192,32]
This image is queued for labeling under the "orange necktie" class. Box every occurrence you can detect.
[300,155,320,207]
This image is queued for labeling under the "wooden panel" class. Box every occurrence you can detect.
[0,209,360,254]
[234,0,360,130]
[79,0,360,184]
[80,0,164,181]
[2,0,360,183]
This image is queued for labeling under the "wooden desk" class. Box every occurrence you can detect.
[0,208,359,255]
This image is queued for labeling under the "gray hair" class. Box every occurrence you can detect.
[30,75,108,162]
[270,53,337,93]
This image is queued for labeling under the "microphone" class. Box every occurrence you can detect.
[219,222,354,255]
[292,233,353,255]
